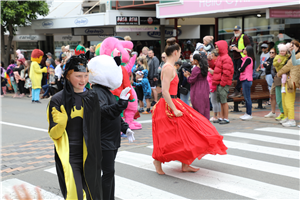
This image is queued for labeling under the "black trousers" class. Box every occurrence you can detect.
[18,80,26,94]
[102,149,118,200]
[233,58,243,92]
[70,162,84,200]
[135,85,144,101]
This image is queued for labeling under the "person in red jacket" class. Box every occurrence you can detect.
[212,40,234,124]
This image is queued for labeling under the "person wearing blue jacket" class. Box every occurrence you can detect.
[133,69,152,114]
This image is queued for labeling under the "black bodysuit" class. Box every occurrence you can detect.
[49,90,88,200]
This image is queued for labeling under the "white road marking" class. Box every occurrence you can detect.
[255,127,300,135]
[45,167,188,199]
[116,151,299,199]
[224,132,299,146]
[223,140,299,160]
[146,145,299,179]
[1,178,63,200]
[0,121,48,132]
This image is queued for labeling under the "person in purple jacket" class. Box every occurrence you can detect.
[184,53,210,120]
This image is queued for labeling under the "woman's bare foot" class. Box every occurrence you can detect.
[153,160,165,175]
[182,163,200,172]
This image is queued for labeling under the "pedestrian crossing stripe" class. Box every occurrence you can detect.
[223,140,299,160]
[225,132,299,146]
[255,127,299,135]
[116,151,299,199]
[45,167,188,200]
[1,178,63,200]
[146,145,299,179]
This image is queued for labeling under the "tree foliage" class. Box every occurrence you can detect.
[1,1,49,65]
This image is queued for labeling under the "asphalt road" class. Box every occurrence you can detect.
[1,96,299,199]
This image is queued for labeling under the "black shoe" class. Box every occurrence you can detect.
[35,100,42,103]
[213,119,221,123]
[138,108,144,113]
[219,119,230,124]
[151,101,157,106]
[32,100,35,103]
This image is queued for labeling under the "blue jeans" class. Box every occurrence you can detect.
[265,74,273,92]
[42,84,50,97]
[242,80,252,115]
[180,90,190,105]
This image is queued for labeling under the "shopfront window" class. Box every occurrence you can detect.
[244,14,299,67]
[218,17,243,42]
[16,42,39,60]
[219,14,300,68]
[54,41,80,59]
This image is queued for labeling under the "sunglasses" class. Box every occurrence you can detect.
[270,52,275,54]
[162,57,166,58]
[262,47,267,49]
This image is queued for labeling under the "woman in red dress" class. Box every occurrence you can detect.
[152,38,227,175]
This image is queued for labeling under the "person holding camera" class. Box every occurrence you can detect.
[228,25,251,98]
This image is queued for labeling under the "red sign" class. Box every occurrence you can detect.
[270,9,300,18]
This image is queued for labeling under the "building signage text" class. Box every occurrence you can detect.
[147,28,182,38]
[116,26,159,32]
[73,27,114,36]
[116,16,139,25]
[74,18,88,26]
[42,21,53,28]
[140,17,160,25]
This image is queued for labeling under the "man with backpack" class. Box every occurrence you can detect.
[228,25,251,98]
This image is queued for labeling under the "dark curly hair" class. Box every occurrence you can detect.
[193,53,208,78]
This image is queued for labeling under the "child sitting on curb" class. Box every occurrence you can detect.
[133,70,152,114]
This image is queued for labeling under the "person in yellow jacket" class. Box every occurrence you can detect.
[277,40,300,127]
[29,49,47,103]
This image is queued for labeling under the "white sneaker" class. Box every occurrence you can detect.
[279,117,288,124]
[241,114,253,120]
[282,120,296,127]
[240,113,247,119]
[264,112,276,118]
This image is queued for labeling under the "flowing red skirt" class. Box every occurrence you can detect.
[152,98,227,165]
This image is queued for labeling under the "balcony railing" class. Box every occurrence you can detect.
[114,0,159,10]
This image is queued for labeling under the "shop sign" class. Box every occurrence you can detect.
[13,35,46,41]
[147,28,182,38]
[116,16,138,25]
[116,26,159,32]
[140,17,160,25]
[157,0,299,18]
[42,21,53,28]
[269,9,300,18]
[73,27,114,36]
[54,35,81,41]
[74,18,88,26]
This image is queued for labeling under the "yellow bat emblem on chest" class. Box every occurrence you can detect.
[70,106,83,119]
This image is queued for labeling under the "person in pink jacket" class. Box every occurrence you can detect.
[238,46,255,120]
[211,40,234,124]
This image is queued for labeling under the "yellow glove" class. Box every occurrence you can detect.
[49,105,68,139]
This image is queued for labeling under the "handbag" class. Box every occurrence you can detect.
[179,87,189,95]
[253,70,263,80]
